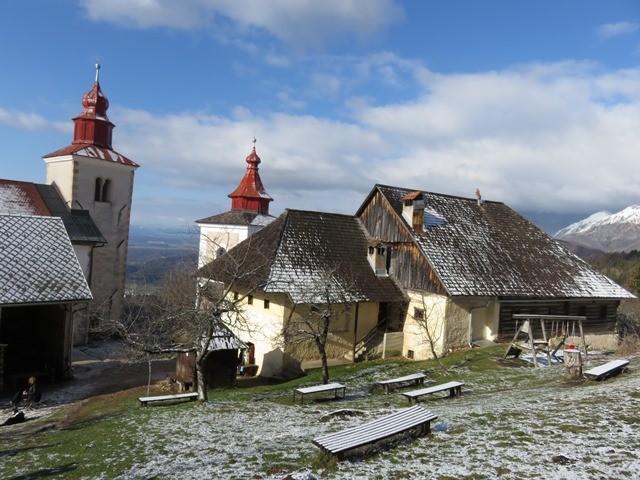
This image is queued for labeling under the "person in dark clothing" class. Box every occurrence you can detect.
[10,376,41,412]
[24,376,41,409]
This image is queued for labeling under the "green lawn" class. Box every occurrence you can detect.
[1,347,638,480]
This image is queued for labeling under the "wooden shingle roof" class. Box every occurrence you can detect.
[367,184,634,299]
[199,209,407,304]
[0,215,92,305]
[196,209,274,227]
[0,179,105,244]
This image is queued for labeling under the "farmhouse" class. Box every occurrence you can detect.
[199,209,407,377]
[199,183,634,376]
[357,185,635,359]
[0,215,92,390]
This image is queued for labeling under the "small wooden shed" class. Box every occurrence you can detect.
[174,324,248,391]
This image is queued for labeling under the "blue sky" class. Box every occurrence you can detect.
[1,1,639,231]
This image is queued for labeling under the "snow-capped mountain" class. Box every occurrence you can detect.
[554,205,640,252]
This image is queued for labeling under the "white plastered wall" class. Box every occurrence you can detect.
[197,223,248,268]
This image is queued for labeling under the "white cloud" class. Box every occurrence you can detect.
[4,60,640,224]
[350,62,640,214]
[110,62,640,220]
[0,108,71,133]
[276,92,306,110]
[596,21,639,39]
[79,0,404,49]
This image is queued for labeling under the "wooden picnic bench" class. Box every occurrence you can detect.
[313,405,437,459]
[584,359,629,381]
[403,381,464,404]
[293,382,346,404]
[377,372,427,394]
[138,392,198,407]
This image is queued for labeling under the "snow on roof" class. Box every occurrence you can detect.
[0,179,50,216]
[0,180,105,244]
[43,143,139,167]
[371,184,634,299]
[200,209,406,305]
[0,214,92,305]
[203,323,248,351]
[196,209,275,227]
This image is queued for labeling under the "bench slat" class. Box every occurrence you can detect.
[317,413,438,451]
[378,373,426,385]
[139,392,198,406]
[314,405,437,454]
[295,382,344,395]
[584,359,629,380]
[404,381,464,397]
[315,409,437,444]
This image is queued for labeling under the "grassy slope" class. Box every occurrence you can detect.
[1,347,638,480]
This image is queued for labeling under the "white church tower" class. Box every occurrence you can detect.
[196,139,274,268]
[43,64,139,327]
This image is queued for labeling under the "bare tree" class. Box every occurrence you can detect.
[412,294,448,371]
[100,234,271,402]
[281,268,354,384]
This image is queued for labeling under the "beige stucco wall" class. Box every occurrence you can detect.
[442,300,470,351]
[402,294,502,360]
[231,289,380,377]
[283,302,379,363]
[232,291,287,378]
[402,291,448,360]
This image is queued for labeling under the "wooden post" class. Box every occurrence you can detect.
[564,349,583,380]
[382,333,387,360]
[526,320,539,368]
[577,319,587,360]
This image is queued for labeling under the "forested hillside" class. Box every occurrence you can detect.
[582,250,640,297]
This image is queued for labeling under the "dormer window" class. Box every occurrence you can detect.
[368,239,390,276]
[402,191,425,233]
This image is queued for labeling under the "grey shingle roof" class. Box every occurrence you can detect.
[196,209,274,227]
[0,215,93,305]
[0,180,105,244]
[200,209,407,305]
[370,185,634,299]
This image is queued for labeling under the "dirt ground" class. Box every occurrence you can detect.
[1,340,175,423]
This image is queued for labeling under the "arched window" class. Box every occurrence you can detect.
[102,179,111,202]
[94,177,103,201]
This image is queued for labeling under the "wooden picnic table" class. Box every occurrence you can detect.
[403,381,464,404]
[293,382,346,404]
[313,405,437,459]
[377,372,427,394]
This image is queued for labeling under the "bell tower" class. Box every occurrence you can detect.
[43,64,139,326]
[196,139,274,267]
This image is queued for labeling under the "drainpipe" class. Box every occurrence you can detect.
[468,302,490,347]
